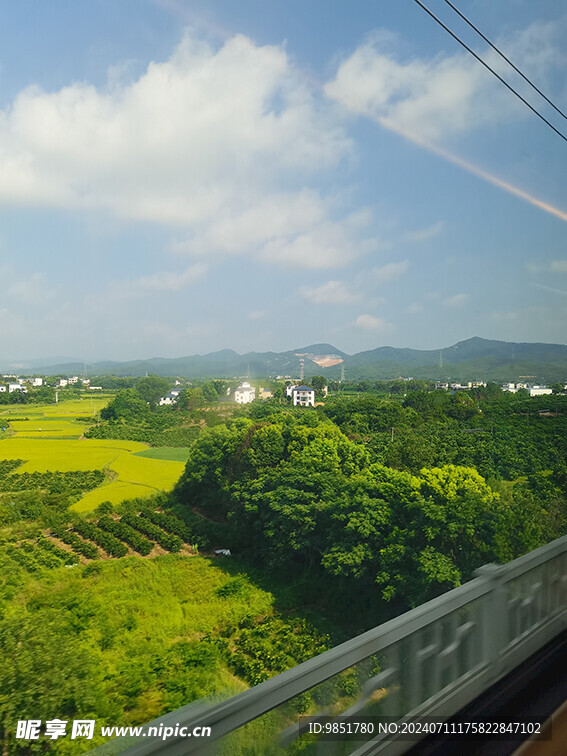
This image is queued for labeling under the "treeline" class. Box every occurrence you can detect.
[0,387,57,405]
[84,381,237,447]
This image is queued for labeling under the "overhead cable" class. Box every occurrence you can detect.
[442,0,567,123]
[411,0,567,144]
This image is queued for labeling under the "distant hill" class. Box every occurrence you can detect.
[5,337,567,382]
[334,337,567,382]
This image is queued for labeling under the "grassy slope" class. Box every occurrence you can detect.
[2,556,270,738]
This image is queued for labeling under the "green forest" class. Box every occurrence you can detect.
[0,384,565,752]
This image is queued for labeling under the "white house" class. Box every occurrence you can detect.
[293,385,315,407]
[8,383,26,393]
[285,383,297,398]
[159,389,181,406]
[529,386,552,397]
[0,386,6,393]
[234,382,255,404]
[32,377,43,387]
[57,379,68,388]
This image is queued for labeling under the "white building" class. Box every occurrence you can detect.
[234,382,255,404]
[293,385,315,407]
[529,386,553,397]
[285,383,297,398]
[159,389,181,406]
[32,377,43,387]
[57,379,68,388]
[8,383,26,393]
[0,386,6,393]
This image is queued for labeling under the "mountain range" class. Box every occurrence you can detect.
[2,338,567,383]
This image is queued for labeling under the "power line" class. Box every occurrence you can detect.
[411,0,567,145]
[441,0,567,124]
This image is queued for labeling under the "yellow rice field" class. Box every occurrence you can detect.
[0,398,186,511]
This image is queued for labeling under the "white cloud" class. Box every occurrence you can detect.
[550,260,567,273]
[407,302,423,314]
[404,221,445,243]
[247,310,266,320]
[5,269,56,306]
[355,314,390,331]
[364,260,409,285]
[325,22,564,142]
[0,31,376,269]
[111,263,207,297]
[259,220,371,269]
[443,293,469,308]
[300,280,359,304]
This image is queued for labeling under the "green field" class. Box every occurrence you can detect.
[0,399,187,511]
[134,447,193,462]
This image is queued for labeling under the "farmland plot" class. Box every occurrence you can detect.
[0,399,187,511]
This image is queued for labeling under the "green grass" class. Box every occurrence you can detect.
[134,447,192,462]
[0,552,330,751]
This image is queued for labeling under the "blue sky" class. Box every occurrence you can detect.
[0,0,565,362]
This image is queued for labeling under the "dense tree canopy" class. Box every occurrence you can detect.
[175,411,522,608]
[134,375,170,409]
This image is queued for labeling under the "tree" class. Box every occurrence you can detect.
[100,389,149,421]
[212,380,227,396]
[135,375,170,410]
[177,387,205,411]
[311,376,327,397]
[202,382,219,403]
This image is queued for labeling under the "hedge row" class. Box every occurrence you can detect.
[140,509,192,543]
[84,423,200,448]
[120,513,183,552]
[36,534,79,565]
[73,520,128,558]
[97,515,154,556]
[50,525,100,560]
[0,469,105,495]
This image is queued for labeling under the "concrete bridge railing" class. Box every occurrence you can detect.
[97,534,567,756]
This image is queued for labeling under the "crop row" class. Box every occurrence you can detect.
[97,516,154,556]
[0,469,105,495]
[6,539,78,572]
[120,513,182,552]
[36,534,79,566]
[73,519,128,558]
[50,525,100,560]
[6,545,40,572]
[139,509,192,543]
